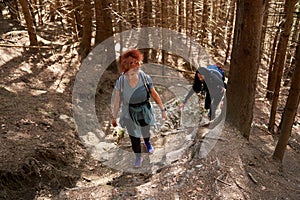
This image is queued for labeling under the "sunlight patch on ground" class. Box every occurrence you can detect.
[47,64,64,75]
[10,82,27,92]
[0,47,23,67]
[0,84,18,94]
[11,64,30,80]
[47,64,71,93]
[50,77,69,93]
[30,89,47,96]
[258,134,276,154]
[76,172,122,188]
[20,64,33,74]
[6,130,32,140]
[28,78,47,89]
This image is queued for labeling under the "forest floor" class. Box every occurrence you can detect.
[0,18,299,200]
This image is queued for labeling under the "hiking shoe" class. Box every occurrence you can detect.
[144,141,154,154]
[133,156,143,168]
[207,111,211,120]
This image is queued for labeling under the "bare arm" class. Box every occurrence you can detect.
[150,87,164,110]
[150,87,168,120]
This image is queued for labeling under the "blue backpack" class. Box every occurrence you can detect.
[207,65,225,81]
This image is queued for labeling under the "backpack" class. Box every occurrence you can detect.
[207,65,225,82]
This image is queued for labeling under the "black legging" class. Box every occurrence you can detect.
[205,91,223,120]
[124,118,150,153]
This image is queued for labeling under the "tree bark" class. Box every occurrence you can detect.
[73,0,83,38]
[19,0,38,47]
[226,0,266,139]
[138,0,152,63]
[79,0,92,60]
[94,0,105,45]
[178,0,184,33]
[268,0,298,133]
[97,0,117,72]
[259,0,270,64]
[266,24,281,100]
[283,11,300,86]
[200,0,209,45]
[273,33,300,162]
[224,0,235,66]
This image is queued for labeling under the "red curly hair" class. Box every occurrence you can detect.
[119,49,143,73]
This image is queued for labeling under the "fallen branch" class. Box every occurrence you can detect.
[0,44,57,49]
[234,180,245,190]
[248,172,258,184]
[215,176,231,186]
[64,185,98,191]
[203,136,228,142]
[161,129,186,136]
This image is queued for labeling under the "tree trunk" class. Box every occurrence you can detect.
[138,0,152,63]
[98,0,117,72]
[79,0,92,60]
[28,0,36,27]
[210,0,216,47]
[94,0,105,45]
[117,0,123,57]
[19,0,38,47]
[73,0,83,38]
[178,0,184,33]
[38,0,43,25]
[185,0,190,38]
[187,0,195,71]
[283,10,300,86]
[32,0,42,26]
[99,0,114,41]
[259,0,270,64]
[49,0,55,22]
[161,0,168,68]
[70,1,79,42]
[224,0,235,66]
[273,33,300,162]
[130,0,139,27]
[200,0,209,45]
[268,0,297,133]
[7,0,20,20]
[226,0,266,139]
[266,24,281,100]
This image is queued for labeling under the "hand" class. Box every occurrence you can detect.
[112,118,117,127]
[162,111,168,120]
[178,103,185,110]
[219,101,224,109]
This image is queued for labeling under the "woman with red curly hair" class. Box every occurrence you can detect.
[112,49,168,168]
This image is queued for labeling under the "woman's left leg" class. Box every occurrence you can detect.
[138,119,153,153]
[210,92,223,120]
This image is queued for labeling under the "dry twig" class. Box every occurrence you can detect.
[215,176,231,186]
[248,172,258,184]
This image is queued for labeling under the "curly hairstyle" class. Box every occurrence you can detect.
[119,49,144,73]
